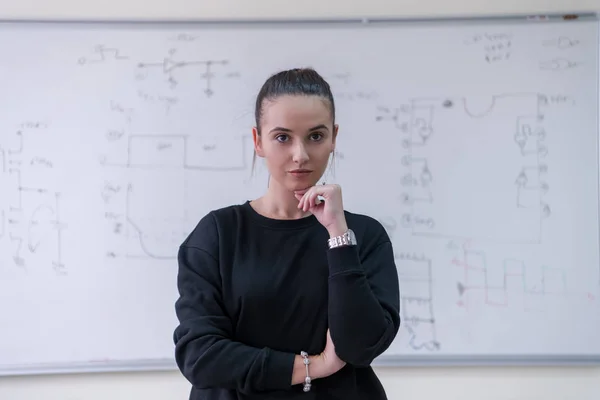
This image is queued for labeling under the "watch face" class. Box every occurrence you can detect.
[347,229,357,244]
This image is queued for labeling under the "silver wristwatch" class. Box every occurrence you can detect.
[328,229,357,249]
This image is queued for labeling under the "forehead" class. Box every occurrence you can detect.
[261,95,332,128]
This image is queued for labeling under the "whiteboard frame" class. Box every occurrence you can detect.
[0,11,598,25]
[2,353,600,377]
[0,12,599,376]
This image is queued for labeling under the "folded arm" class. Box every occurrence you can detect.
[174,214,338,394]
[327,222,401,367]
[174,243,296,394]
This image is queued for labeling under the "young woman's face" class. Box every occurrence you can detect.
[253,95,337,192]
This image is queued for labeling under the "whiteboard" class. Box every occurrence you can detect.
[1,15,599,375]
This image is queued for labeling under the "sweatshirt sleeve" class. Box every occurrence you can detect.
[327,222,401,367]
[173,214,295,394]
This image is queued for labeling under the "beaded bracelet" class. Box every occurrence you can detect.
[300,351,311,392]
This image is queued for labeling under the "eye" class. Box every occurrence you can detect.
[309,133,324,141]
[275,134,289,143]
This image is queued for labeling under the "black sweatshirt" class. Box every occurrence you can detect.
[173,201,401,400]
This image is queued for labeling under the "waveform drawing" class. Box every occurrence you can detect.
[392,93,549,244]
[78,45,129,65]
[452,246,567,312]
[396,253,440,351]
[123,180,188,260]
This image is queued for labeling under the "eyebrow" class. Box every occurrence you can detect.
[268,124,329,134]
[309,124,329,132]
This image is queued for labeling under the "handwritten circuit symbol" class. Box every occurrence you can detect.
[136,57,231,95]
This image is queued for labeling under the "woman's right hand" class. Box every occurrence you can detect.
[320,329,346,376]
[292,329,346,385]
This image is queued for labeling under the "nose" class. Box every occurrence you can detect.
[292,142,309,164]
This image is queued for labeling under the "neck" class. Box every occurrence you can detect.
[254,177,310,220]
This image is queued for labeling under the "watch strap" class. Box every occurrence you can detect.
[328,229,357,249]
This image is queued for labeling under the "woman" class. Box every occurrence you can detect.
[173,68,401,399]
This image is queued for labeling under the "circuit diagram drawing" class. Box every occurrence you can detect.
[136,49,239,95]
[0,123,66,276]
[77,45,129,65]
[99,101,250,261]
[396,252,440,351]
[450,242,567,312]
[377,92,550,244]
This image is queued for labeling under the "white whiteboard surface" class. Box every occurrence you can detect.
[0,16,599,375]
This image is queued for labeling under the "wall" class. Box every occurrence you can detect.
[0,1,599,399]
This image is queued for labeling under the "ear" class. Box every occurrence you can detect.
[252,126,265,157]
[330,124,339,152]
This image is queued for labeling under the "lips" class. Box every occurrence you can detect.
[289,169,312,177]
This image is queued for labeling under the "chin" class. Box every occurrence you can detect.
[288,180,320,192]
[271,172,323,192]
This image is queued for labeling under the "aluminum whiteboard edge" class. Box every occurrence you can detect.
[0,359,178,377]
[2,354,600,376]
[372,354,600,367]
[0,12,597,26]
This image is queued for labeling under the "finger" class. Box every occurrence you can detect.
[299,187,315,209]
[307,185,333,200]
[295,188,311,208]
[296,190,311,209]
[310,192,323,209]
[297,189,307,209]
[301,193,311,212]
[297,194,306,210]
[303,191,320,212]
